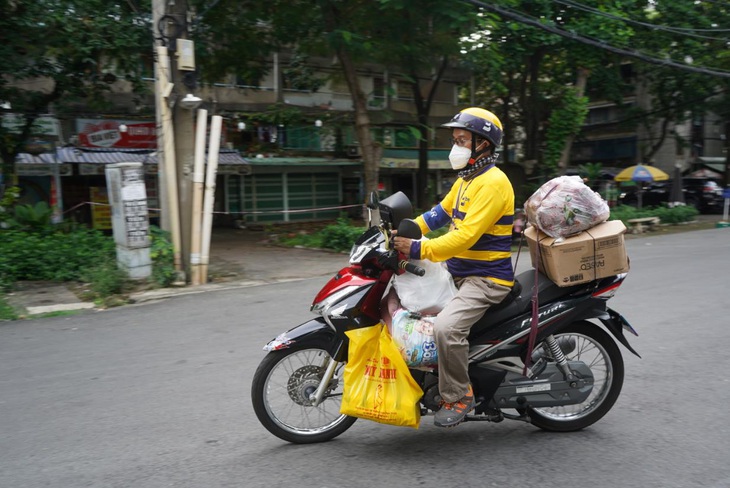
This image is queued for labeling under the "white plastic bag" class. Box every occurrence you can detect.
[390,308,438,369]
[525,175,610,238]
[393,258,457,314]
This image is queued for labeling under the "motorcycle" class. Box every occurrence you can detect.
[251,191,640,444]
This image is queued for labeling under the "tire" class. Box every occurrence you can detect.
[525,321,624,432]
[251,341,357,444]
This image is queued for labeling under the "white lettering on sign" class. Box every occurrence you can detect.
[87,129,121,147]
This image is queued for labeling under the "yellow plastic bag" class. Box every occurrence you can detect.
[340,323,423,428]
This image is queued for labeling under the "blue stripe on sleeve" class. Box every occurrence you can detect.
[410,239,422,260]
[422,204,451,230]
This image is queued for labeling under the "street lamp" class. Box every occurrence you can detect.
[179,93,202,110]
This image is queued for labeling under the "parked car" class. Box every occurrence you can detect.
[618,178,724,213]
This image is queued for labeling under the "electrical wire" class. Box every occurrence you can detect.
[462,0,730,78]
[555,0,730,40]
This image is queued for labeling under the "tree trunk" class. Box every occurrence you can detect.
[410,56,448,209]
[336,46,379,201]
[523,50,545,163]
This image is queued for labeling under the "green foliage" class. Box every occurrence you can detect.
[0,0,150,178]
[0,294,18,321]
[0,186,21,228]
[279,218,366,253]
[609,204,699,226]
[0,228,115,291]
[282,52,326,92]
[7,202,53,231]
[650,205,700,225]
[578,163,604,186]
[149,226,177,287]
[80,258,128,297]
[319,218,367,252]
[543,88,589,173]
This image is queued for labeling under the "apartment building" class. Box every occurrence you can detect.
[10,51,471,228]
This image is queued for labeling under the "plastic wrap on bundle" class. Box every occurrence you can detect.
[390,308,438,369]
[525,175,610,239]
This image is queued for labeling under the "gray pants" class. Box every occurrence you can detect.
[434,276,512,403]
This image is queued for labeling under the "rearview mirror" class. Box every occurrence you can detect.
[397,219,422,240]
[366,191,379,210]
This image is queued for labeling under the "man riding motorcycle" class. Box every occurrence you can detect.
[393,107,515,428]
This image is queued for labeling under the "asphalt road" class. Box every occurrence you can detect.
[1,229,729,488]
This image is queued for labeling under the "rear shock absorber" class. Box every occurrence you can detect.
[545,334,575,380]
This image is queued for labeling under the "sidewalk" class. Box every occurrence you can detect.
[5,227,348,316]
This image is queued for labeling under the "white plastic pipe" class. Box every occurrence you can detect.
[200,115,222,283]
[190,108,208,285]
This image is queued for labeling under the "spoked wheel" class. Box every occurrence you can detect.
[524,321,624,432]
[251,341,357,444]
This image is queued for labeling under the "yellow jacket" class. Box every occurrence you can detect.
[410,164,515,287]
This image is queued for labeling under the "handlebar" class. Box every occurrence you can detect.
[400,260,425,277]
[376,249,425,276]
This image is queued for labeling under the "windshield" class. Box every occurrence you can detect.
[349,226,385,264]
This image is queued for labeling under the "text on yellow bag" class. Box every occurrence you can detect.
[340,323,423,428]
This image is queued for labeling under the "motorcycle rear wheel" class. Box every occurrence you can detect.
[525,321,624,432]
[251,341,357,444]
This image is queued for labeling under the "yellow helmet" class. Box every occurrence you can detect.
[441,107,503,147]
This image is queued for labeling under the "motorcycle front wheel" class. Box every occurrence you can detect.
[525,321,625,432]
[251,341,357,444]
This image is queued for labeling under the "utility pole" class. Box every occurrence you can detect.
[151,0,168,231]
[151,0,201,282]
[168,0,197,281]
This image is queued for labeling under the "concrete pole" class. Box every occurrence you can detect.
[156,46,183,275]
[168,0,195,281]
[200,116,222,284]
[190,108,207,285]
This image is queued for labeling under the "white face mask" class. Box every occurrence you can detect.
[449,144,472,170]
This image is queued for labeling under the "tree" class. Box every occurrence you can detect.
[0,0,149,188]
[460,0,730,187]
[372,0,478,208]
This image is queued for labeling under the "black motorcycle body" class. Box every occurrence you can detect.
[251,192,639,444]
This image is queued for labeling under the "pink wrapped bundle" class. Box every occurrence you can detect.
[525,176,610,238]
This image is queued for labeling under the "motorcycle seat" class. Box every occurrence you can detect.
[474,269,585,331]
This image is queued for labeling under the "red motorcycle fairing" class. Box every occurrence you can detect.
[263,316,341,355]
[312,266,377,305]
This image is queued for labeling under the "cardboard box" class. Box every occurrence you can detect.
[524,220,629,287]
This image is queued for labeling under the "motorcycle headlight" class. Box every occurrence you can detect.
[311,285,360,316]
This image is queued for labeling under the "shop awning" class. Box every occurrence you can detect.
[16,147,252,175]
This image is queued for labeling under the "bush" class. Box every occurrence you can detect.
[149,225,177,287]
[0,294,18,321]
[318,218,366,252]
[80,258,129,297]
[0,228,116,291]
[609,204,698,226]
[277,218,366,253]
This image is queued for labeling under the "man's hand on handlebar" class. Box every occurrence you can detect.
[393,236,413,256]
